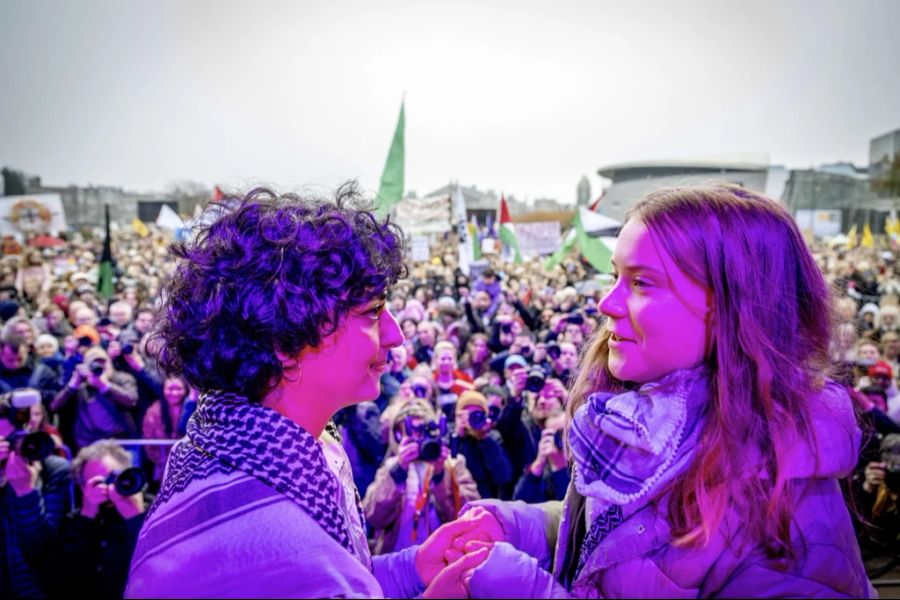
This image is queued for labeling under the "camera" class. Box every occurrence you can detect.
[499,322,513,335]
[89,359,106,377]
[466,406,501,431]
[526,366,547,393]
[885,464,900,493]
[121,343,134,356]
[78,336,94,347]
[554,430,564,450]
[547,343,561,360]
[403,414,448,462]
[104,467,147,497]
[0,389,55,463]
[411,384,430,399]
[519,344,534,359]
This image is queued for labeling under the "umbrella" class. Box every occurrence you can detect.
[28,234,66,248]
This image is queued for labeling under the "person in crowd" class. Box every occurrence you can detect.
[413,320,440,366]
[453,390,514,500]
[513,410,570,503]
[0,332,60,403]
[460,332,491,380]
[376,344,412,412]
[435,185,873,597]
[51,346,139,451]
[335,400,387,498]
[364,401,479,555]
[126,185,495,598]
[432,341,474,419]
[0,390,72,599]
[852,433,900,568]
[55,440,148,599]
[141,376,188,482]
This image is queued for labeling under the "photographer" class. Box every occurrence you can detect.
[0,332,60,404]
[853,434,900,564]
[363,402,479,555]
[55,440,148,598]
[513,410,570,503]
[0,389,71,599]
[50,346,138,451]
[454,390,514,499]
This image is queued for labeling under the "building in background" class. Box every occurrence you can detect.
[595,158,773,222]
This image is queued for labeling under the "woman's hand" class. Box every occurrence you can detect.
[863,461,886,493]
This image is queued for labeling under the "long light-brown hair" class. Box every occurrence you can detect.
[568,185,835,557]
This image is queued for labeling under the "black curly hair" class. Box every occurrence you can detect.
[152,182,407,402]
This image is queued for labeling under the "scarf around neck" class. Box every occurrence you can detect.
[569,366,710,511]
[152,390,363,556]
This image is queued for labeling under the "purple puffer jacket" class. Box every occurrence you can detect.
[466,381,876,598]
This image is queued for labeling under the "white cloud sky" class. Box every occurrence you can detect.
[1,0,899,204]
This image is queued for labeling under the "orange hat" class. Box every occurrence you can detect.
[72,325,100,346]
[456,390,488,412]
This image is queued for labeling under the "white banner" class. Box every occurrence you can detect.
[410,236,430,262]
[394,194,452,235]
[794,209,842,238]
[0,194,68,239]
[516,221,562,257]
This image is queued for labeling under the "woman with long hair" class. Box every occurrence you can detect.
[435,185,873,597]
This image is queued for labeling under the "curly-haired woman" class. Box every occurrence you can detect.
[126,184,489,598]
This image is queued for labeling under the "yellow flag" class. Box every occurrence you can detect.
[862,223,875,248]
[847,224,858,249]
[132,218,150,238]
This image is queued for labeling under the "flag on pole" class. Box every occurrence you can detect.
[212,186,224,202]
[97,205,114,299]
[847,224,858,249]
[499,194,522,264]
[588,189,606,212]
[454,184,473,275]
[574,208,614,273]
[544,208,617,272]
[374,101,405,218]
[131,218,149,238]
[862,223,875,248]
[469,215,482,261]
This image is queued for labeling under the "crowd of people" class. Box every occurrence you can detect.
[0,189,898,597]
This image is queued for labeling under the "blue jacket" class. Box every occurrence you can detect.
[0,455,71,599]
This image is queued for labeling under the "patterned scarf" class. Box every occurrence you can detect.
[568,367,709,580]
[149,390,365,556]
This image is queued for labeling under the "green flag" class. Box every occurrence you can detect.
[574,209,614,273]
[97,204,114,299]
[374,102,405,218]
[544,210,614,272]
[543,228,576,271]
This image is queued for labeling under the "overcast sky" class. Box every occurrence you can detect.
[2,0,899,204]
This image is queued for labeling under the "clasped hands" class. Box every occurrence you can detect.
[415,506,504,598]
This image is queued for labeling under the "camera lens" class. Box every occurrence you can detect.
[78,336,93,347]
[526,368,546,393]
[500,323,512,334]
[111,467,147,497]
[467,409,488,430]
[418,438,443,462]
[412,385,428,398]
[17,431,55,462]
[122,343,134,355]
[547,344,561,360]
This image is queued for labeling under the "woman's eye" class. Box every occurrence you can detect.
[368,304,385,319]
